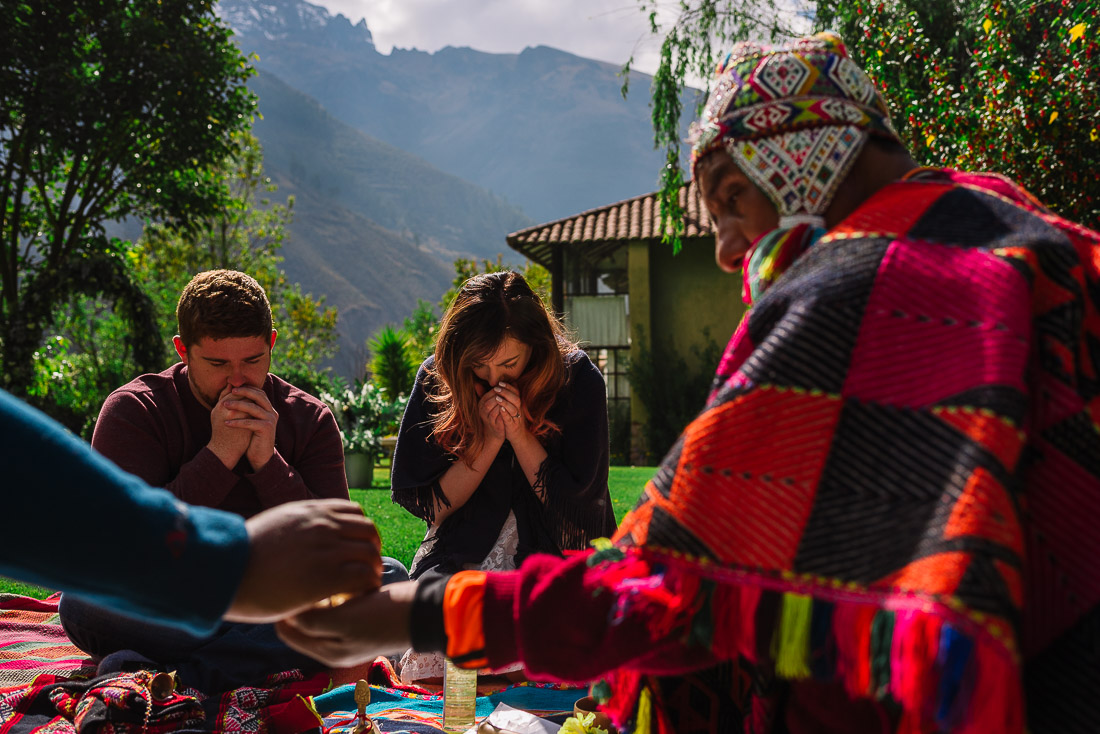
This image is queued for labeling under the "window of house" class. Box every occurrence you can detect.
[590,346,630,402]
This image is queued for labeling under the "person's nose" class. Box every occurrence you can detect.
[714,220,749,273]
[227,366,247,388]
[488,367,503,387]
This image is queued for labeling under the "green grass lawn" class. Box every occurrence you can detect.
[0,465,658,599]
[358,464,658,569]
[0,577,53,599]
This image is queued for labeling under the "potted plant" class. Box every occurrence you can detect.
[322,379,412,488]
[342,423,381,488]
[321,380,387,488]
[378,392,409,465]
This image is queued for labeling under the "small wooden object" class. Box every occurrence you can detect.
[352,679,381,734]
[573,696,617,734]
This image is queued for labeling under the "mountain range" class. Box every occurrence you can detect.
[215,0,690,376]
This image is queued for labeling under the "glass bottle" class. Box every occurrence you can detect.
[442,657,478,732]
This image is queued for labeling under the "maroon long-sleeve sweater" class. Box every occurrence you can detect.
[90,363,348,517]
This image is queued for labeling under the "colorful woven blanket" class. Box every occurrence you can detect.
[0,667,327,734]
[0,595,581,734]
[316,678,584,733]
[0,594,328,734]
[0,594,95,687]
[604,169,1100,732]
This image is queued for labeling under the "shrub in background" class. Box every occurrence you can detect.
[627,326,723,464]
[608,399,633,467]
[321,380,408,459]
[630,0,1099,249]
[275,363,347,402]
[818,0,1098,228]
[368,325,418,398]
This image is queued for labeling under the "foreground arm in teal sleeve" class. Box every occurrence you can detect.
[0,388,249,635]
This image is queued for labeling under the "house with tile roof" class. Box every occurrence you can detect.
[506,181,746,463]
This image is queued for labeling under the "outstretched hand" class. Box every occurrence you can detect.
[276,581,418,667]
[224,499,383,623]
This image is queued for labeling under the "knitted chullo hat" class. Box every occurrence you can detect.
[690,31,901,227]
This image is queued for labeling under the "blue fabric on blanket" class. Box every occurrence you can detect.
[314,680,585,719]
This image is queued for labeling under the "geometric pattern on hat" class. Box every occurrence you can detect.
[692,32,896,154]
[754,48,820,99]
[826,49,879,106]
[729,124,866,218]
[690,32,900,220]
[721,97,888,140]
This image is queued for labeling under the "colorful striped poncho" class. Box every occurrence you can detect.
[601,168,1100,732]
[448,168,1100,733]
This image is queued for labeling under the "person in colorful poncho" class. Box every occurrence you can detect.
[277,32,1100,734]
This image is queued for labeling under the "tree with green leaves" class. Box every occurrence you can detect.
[631,0,1099,243]
[28,295,156,437]
[621,1,808,251]
[818,0,1098,228]
[0,0,255,395]
[403,299,440,364]
[30,132,339,436]
[439,255,551,314]
[134,132,338,378]
[368,324,417,397]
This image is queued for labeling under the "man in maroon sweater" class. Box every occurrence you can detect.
[90,269,348,516]
[60,269,350,690]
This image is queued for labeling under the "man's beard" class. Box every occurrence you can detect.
[189,378,223,411]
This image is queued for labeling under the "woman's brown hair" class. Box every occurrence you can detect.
[426,271,576,463]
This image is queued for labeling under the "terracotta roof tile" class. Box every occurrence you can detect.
[506,181,714,268]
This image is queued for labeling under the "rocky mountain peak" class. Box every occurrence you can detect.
[216,0,373,47]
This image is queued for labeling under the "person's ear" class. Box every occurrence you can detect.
[269,329,278,351]
[173,335,188,363]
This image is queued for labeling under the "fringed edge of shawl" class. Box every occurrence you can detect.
[587,549,1024,734]
[404,479,449,526]
[535,458,612,552]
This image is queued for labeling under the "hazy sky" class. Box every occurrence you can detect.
[313,0,680,77]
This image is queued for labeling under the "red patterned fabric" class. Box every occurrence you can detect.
[594,169,1100,732]
[0,595,95,687]
[0,669,326,734]
[0,597,329,734]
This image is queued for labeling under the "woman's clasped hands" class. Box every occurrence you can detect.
[478,380,526,441]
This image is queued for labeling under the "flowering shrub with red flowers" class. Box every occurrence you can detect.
[638,0,1099,243]
[823,0,1099,227]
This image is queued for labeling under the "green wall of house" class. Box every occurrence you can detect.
[646,238,744,374]
[623,236,745,462]
[627,239,652,429]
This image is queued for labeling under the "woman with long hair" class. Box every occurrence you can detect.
[390,270,615,681]
[391,270,615,582]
